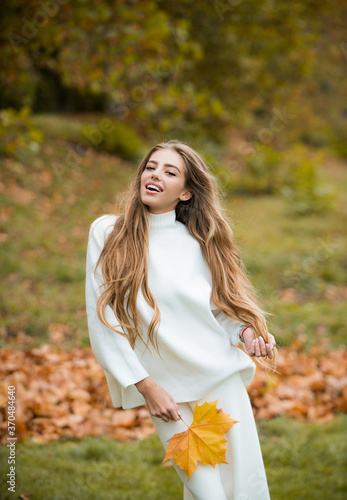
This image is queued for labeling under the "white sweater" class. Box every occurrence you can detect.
[85,209,255,409]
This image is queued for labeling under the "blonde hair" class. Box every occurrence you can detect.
[95,140,277,366]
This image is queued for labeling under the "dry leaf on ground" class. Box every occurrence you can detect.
[0,343,346,443]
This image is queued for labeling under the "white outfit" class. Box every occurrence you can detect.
[85,209,255,409]
[152,372,270,500]
[85,209,271,499]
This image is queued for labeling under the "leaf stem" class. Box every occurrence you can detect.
[180,417,190,428]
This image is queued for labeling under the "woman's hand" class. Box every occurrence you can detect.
[243,328,276,359]
[135,377,181,422]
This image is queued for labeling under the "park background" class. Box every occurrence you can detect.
[0,0,346,498]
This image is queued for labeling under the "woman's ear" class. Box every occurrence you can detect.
[180,190,193,201]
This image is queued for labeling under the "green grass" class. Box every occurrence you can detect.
[258,414,347,500]
[0,415,346,499]
[0,433,181,500]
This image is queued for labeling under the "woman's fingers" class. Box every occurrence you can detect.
[265,341,274,359]
[266,333,276,359]
[156,405,180,422]
[268,333,276,348]
[252,337,267,357]
[250,336,275,358]
[253,338,263,357]
[138,378,181,422]
[164,408,181,422]
[243,328,277,359]
[251,338,258,356]
[169,406,181,421]
[243,328,256,355]
[259,337,268,356]
[160,406,181,422]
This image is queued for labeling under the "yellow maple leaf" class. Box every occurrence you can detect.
[163,400,238,479]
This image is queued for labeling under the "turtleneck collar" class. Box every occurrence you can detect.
[148,209,177,230]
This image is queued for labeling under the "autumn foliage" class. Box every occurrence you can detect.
[163,401,237,479]
[0,342,346,445]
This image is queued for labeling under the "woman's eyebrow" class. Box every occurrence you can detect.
[147,160,181,172]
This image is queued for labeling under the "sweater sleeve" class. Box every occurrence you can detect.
[85,215,149,388]
[210,299,244,346]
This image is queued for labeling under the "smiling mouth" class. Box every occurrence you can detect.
[145,183,163,193]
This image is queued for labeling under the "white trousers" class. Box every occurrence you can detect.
[150,372,270,500]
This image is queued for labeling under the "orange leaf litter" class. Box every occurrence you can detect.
[0,343,346,444]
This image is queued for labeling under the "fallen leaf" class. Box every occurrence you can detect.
[163,400,237,479]
[0,345,346,444]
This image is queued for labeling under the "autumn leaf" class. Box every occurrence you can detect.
[163,400,238,479]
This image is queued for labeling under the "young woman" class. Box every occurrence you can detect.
[85,141,277,500]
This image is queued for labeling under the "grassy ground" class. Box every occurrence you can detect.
[0,415,346,499]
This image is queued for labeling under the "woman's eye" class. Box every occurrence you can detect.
[167,171,176,176]
[146,166,154,170]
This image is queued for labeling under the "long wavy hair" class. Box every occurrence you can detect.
[95,140,277,365]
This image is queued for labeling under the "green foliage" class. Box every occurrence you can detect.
[282,147,336,216]
[236,146,284,195]
[210,145,290,196]
[327,121,347,159]
[79,120,147,161]
[1,1,346,143]
[0,107,43,158]
[242,146,282,194]
[212,144,337,217]
[31,114,84,142]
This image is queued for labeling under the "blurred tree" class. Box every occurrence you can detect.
[1,0,177,111]
[0,0,346,142]
[157,2,342,124]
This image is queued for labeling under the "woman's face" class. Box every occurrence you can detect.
[140,149,192,214]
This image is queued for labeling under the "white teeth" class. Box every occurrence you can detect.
[147,184,161,192]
